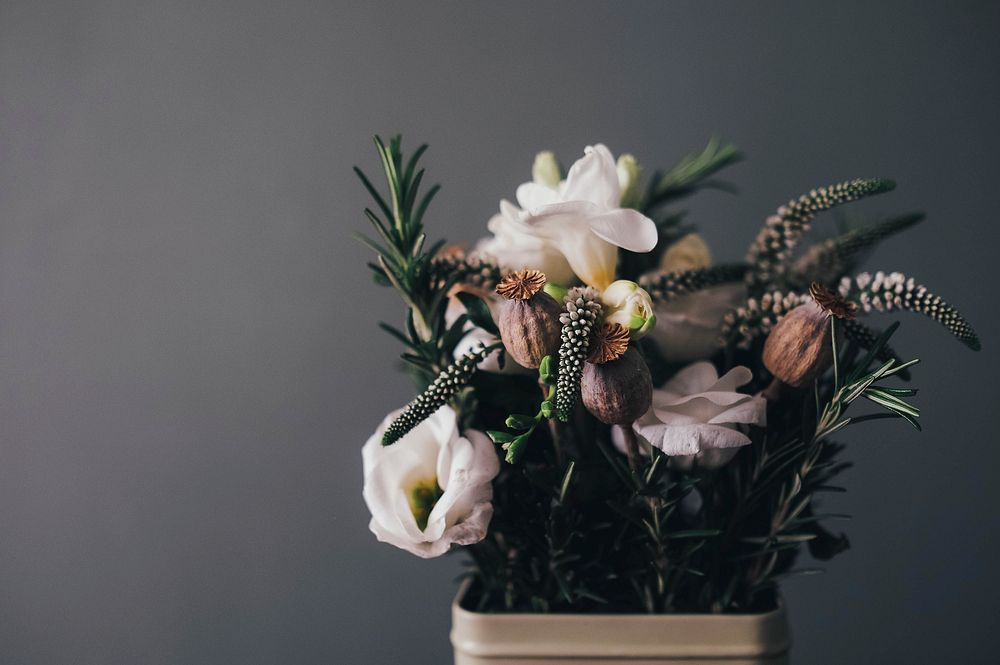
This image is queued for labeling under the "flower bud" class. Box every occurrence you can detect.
[602,280,657,339]
[763,283,856,388]
[581,347,653,425]
[616,154,642,208]
[532,151,561,189]
[496,269,563,368]
[660,233,712,273]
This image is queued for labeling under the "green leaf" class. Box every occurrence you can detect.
[487,430,514,444]
[504,433,531,464]
[538,355,554,383]
[667,529,721,540]
[506,414,537,430]
[540,401,554,418]
[455,291,499,336]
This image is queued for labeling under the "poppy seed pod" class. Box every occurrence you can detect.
[762,283,856,388]
[496,270,563,368]
[581,347,653,425]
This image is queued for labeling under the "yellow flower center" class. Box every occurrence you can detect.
[407,478,443,531]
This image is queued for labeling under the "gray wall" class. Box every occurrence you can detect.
[2,1,998,663]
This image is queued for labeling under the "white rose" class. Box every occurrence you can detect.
[632,362,766,457]
[477,144,658,290]
[647,282,746,363]
[362,405,499,558]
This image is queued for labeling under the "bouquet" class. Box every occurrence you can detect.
[356,136,980,614]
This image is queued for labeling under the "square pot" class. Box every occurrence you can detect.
[451,581,790,664]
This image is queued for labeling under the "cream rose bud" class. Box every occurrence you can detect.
[659,233,713,273]
[602,280,656,339]
[362,405,499,559]
[633,362,766,457]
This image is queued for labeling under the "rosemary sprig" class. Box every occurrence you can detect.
[641,137,743,212]
[356,135,474,383]
[738,320,919,603]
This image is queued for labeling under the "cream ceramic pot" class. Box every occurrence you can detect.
[451,581,790,665]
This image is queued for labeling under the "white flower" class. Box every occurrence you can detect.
[477,212,576,286]
[647,282,746,363]
[660,233,713,273]
[602,280,656,338]
[632,362,766,457]
[362,405,499,558]
[478,144,658,290]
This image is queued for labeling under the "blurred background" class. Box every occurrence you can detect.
[2,1,998,663]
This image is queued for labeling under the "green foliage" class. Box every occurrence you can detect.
[355,135,464,384]
[488,357,557,464]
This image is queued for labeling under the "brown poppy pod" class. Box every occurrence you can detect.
[763,282,856,389]
[495,269,563,369]
[581,347,653,425]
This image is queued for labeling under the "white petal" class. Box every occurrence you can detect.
[516,181,562,212]
[707,394,767,427]
[710,366,754,393]
[587,208,658,253]
[637,422,751,456]
[662,361,719,396]
[561,144,620,208]
[522,202,619,288]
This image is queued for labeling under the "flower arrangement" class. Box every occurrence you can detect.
[356,136,980,614]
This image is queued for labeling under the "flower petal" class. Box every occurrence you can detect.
[661,361,719,396]
[710,366,754,393]
[561,144,620,208]
[636,422,750,456]
[516,181,562,212]
[587,208,658,253]
[707,394,767,426]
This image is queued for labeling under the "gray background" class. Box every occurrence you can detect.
[2,1,998,663]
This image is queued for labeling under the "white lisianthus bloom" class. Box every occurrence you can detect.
[478,145,658,290]
[362,406,499,558]
[602,280,656,339]
[632,362,766,457]
[647,282,746,363]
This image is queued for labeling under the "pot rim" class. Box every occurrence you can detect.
[451,579,791,659]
